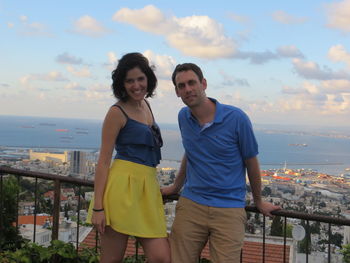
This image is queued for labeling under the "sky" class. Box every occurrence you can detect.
[1,0,350,127]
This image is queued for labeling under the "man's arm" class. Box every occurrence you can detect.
[161,154,187,195]
[245,156,281,217]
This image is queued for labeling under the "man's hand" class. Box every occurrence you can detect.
[161,184,179,196]
[256,201,281,218]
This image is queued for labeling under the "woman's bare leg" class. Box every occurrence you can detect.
[138,237,171,263]
[100,226,129,263]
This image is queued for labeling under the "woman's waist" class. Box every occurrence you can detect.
[113,155,159,168]
[115,147,161,167]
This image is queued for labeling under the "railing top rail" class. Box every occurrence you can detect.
[0,166,94,187]
[2,167,350,226]
[164,195,350,226]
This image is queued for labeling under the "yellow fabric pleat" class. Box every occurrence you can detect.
[87,159,167,238]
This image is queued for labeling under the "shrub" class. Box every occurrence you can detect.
[0,240,99,263]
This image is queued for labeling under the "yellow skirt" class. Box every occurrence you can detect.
[87,159,167,238]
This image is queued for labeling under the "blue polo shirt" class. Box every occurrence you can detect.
[179,98,258,208]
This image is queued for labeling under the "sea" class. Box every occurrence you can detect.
[1,115,350,176]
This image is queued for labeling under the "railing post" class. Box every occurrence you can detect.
[33,177,38,243]
[76,185,81,251]
[135,239,139,260]
[0,173,3,248]
[52,179,61,241]
[328,224,331,263]
[95,229,99,253]
[15,176,20,230]
[262,215,266,263]
[306,220,310,263]
[283,216,287,263]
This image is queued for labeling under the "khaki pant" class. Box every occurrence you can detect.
[170,197,246,263]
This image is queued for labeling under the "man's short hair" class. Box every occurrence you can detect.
[172,63,204,86]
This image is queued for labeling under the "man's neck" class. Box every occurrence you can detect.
[190,98,216,126]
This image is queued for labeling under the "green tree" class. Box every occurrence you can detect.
[262,186,272,197]
[270,216,283,236]
[298,220,311,254]
[254,213,261,225]
[319,201,327,208]
[0,176,25,251]
[329,232,343,248]
[310,221,320,234]
[340,243,350,263]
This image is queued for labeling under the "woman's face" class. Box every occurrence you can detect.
[124,67,148,101]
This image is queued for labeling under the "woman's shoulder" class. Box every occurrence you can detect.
[104,104,128,127]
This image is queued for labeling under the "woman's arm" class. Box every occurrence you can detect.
[92,106,125,234]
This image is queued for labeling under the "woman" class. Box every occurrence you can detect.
[90,52,170,263]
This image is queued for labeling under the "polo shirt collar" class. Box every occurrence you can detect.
[185,97,224,124]
[208,97,224,124]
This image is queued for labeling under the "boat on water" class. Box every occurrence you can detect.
[55,129,69,132]
[76,131,88,135]
[60,136,74,140]
[340,173,350,179]
[288,143,308,147]
[21,125,35,128]
[39,123,56,126]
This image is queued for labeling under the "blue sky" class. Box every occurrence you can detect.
[1,0,350,127]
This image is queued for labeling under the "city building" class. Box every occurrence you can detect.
[29,149,68,163]
[69,151,87,178]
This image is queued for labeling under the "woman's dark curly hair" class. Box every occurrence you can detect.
[111,52,157,101]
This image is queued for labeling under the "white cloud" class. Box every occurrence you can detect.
[277,81,350,115]
[19,20,52,37]
[90,83,110,92]
[66,66,91,78]
[143,50,176,79]
[271,10,307,24]
[20,72,68,84]
[64,82,86,91]
[113,5,174,34]
[104,52,118,71]
[209,79,350,126]
[38,92,46,100]
[227,12,250,24]
[56,52,83,65]
[72,15,110,37]
[85,90,112,101]
[234,50,279,64]
[322,79,350,93]
[234,45,304,64]
[292,58,350,80]
[328,44,350,68]
[277,45,304,58]
[219,70,250,87]
[113,5,237,59]
[281,86,308,95]
[19,15,28,22]
[325,0,350,33]
[107,52,118,65]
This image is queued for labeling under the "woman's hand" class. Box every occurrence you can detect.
[91,211,106,235]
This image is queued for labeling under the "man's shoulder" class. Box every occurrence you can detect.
[220,103,248,119]
[178,106,189,116]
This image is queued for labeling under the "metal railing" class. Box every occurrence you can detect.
[0,166,94,250]
[1,166,350,263]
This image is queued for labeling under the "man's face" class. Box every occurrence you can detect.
[175,70,207,107]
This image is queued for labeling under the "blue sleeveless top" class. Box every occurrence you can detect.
[113,104,163,167]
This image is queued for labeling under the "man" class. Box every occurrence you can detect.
[162,63,281,263]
